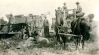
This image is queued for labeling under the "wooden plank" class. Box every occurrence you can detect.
[0,32,20,34]
[58,33,78,36]
[8,32,20,34]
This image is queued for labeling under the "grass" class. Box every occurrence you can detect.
[0,34,99,55]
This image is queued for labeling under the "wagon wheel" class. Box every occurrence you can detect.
[23,34,28,39]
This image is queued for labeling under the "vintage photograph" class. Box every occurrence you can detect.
[0,0,99,55]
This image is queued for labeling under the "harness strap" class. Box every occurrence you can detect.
[73,18,82,36]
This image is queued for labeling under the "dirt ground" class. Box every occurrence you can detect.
[0,35,99,55]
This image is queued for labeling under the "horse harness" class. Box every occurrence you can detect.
[73,18,83,38]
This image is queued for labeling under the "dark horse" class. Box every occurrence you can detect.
[54,21,68,49]
[71,18,91,50]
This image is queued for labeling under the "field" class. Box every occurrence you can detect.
[0,22,99,55]
[0,34,99,55]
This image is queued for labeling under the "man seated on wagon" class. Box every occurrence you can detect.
[75,2,85,19]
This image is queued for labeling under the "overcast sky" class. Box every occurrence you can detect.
[0,0,99,23]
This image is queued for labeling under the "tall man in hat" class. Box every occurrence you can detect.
[62,2,68,13]
[62,2,68,27]
[43,16,49,38]
[55,7,63,26]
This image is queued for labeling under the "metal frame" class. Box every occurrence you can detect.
[56,8,77,36]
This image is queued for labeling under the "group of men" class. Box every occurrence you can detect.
[32,2,94,39]
[55,2,83,33]
[56,2,94,26]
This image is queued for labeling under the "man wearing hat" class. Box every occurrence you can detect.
[43,16,49,38]
[75,2,85,19]
[62,2,68,17]
[62,2,68,27]
[62,2,68,12]
[76,2,82,13]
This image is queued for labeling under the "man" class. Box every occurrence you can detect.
[84,14,97,41]
[62,2,68,13]
[55,7,62,17]
[88,14,94,23]
[83,14,94,23]
[55,7,63,26]
[62,2,68,27]
[43,16,49,38]
[75,2,85,19]
[88,14,95,31]
[76,2,82,13]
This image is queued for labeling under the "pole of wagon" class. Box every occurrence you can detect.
[8,13,12,33]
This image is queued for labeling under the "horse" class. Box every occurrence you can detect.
[71,17,91,50]
[54,21,69,49]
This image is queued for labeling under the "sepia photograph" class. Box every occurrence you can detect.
[0,0,99,55]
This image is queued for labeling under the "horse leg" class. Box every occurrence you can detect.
[77,37,79,49]
[82,39,84,50]
[76,37,79,50]
[63,41,66,50]
[56,35,58,44]
[62,36,66,50]
[78,37,81,46]
[73,37,76,48]
[56,34,60,45]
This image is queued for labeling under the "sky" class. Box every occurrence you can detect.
[0,0,99,24]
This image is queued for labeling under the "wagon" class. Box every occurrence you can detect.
[55,7,77,38]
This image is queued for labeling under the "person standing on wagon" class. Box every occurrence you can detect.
[62,2,68,27]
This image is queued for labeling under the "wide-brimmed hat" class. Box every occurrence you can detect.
[76,2,79,4]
